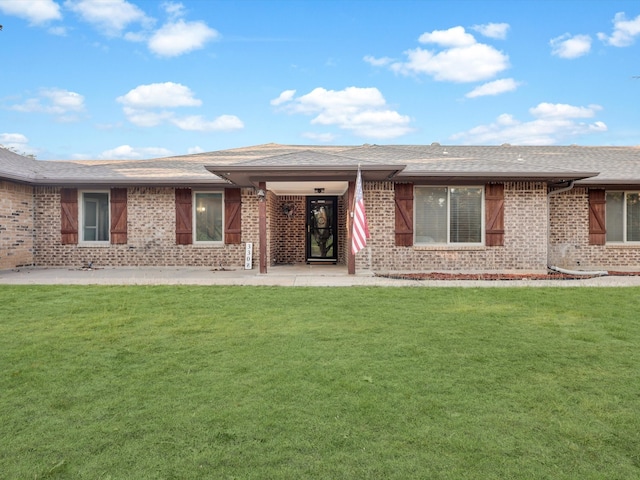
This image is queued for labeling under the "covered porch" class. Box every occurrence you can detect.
[206,152,403,274]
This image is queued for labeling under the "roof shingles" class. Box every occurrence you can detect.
[2,143,640,186]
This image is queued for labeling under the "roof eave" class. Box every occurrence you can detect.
[395,171,600,184]
[205,164,406,186]
[32,177,231,187]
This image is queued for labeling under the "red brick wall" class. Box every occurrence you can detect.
[0,180,34,269]
[272,195,306,264]
[549,187,640,271]
[30,181,640,273]
[33,186,255,268]
[360,181,549,273]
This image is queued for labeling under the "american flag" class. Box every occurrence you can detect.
[351,165,370,254]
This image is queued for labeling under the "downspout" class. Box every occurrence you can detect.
[547,181,608,276]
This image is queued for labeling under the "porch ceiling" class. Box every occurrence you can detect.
[204,164,404,187]
[267,181,348,195]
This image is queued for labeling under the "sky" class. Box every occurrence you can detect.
[1,0,640,161]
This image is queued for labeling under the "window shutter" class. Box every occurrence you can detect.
[60,188,78,244]
[589,189,606,245]
[224,188,242,244]
[175,188,192,245]
[485,184,505,246]
[395,183,414,246]
[110,188,127,244]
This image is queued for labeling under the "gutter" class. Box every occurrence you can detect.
[547,180,608,276]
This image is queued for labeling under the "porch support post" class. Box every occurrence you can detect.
[258,181,267,274]
[347,180,355,275]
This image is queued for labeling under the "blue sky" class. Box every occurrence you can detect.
[1,0,639,160]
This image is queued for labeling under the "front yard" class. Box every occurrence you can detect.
[1,285,639,479]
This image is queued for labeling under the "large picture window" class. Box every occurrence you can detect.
[606,191,640,242]
[194,192,223,243]
[415,186,483,244]
[81,191,109,242]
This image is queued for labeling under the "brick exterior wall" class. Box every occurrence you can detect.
[0,180,34,269]
[549,187,640,271]
[15,181,640,273]
[272,195,306,264]
[358,181,549,273]
[33,186,256,269]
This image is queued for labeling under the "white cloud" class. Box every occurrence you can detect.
[363,55,394,67]
[529,102,601,118]
[472,23,510,40]
[64,0,150,36]
[0,132,38,156]
[273,86,413,139]
[148,19,219,57]
[465,78,521,98]
[117,82,202,108]
[10,88,85,121]
[390,26,509,82]
[98,144,173,160]
[451,102,607,145]
[117,82,243,132]
[120,108,174,127]
[550,33,592,59]
[0,0,62,25]
[418,26,476,47]
[598,12,640,47]
[48,25,68,36]
[0,132,29,144]
[187,145,205,154]
[270,90,296,106]
[162,1,186,20]
[171,114,244,132]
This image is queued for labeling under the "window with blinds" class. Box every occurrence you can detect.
[606,191,640,242]
[415,186,483,245]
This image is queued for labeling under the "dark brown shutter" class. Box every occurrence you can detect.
[224,188,242,244]
[175,188,192,245]
[110,188,127,244]
[485,184,505,246]
[395,183,413,246]
[589,189,606,245]
[60,188,78,244]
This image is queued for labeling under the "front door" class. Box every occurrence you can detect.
[307,196,338,263]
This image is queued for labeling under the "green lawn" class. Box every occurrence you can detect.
[1,286,639,479]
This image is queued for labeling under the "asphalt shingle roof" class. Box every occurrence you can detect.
[2,143,640,186]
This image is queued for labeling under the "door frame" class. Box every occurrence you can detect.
[306,196,338,263]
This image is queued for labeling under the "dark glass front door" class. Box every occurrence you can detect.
[307,196,338,263]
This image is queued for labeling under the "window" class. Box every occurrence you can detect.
[415,186,483,244]
[194,192,223,243]
[606,191,640,242]
[81,191,109,242]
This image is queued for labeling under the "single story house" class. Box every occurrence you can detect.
[2,143,640,275]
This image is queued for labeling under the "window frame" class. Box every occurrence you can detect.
[606,190,640,244]
[192,190,225,245]
[78,190,110,245]
[414,185,485,246]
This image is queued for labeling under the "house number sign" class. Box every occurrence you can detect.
[245,242,253,270]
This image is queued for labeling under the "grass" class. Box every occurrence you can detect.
[1,285,639,479]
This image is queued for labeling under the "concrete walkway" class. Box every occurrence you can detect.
[2,264,640,287]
